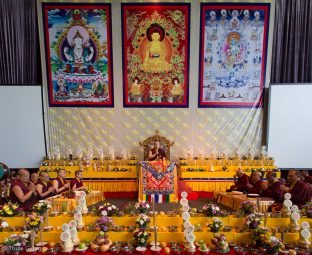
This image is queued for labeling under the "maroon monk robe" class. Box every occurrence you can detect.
[248,180,263,194]
[70,178,83,190]
[287,180,312,208]
[55,176,68,194]
[304,175,312,184]
[261,181,284,203]
[37,178,54,199]
[9,179,37,210]
[230,173,249,192]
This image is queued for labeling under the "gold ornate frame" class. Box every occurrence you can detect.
[139,131,174,161]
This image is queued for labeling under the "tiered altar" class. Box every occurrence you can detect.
[178,158,278,192]
[0,214,311,244]
[39,158,138,192]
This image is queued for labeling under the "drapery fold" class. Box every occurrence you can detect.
[271,0,312,83]
[0,0,40,85]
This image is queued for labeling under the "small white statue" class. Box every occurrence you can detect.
[87,146,93,160]
[97,146,104,161]
[234,147,242,159]
[55,146,61,160]
[198,148,205,159]
[76,146,83,160]
[222,148,229,160]
[187,145,194,160]
[121,146,128,160]
[248,147,255,159]
[210,147,217,159]
[109,146,115,160]
[261,145,268,159]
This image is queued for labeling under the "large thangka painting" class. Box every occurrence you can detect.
[42,3,113,107]
[121,3,190,107]
[199,3,271,108]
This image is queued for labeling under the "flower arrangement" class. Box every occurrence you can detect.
[135,201,150,213]
[207,218,223,233]
[98,202,119,216]
[265,236,284,254]
[245,214,262,230]
[2,233,30,252]
[33,200,51,216]
[25,213,43,230]
[122,202,136,214]
[250,228,269,247]
[202,203,220,217]
[239,201,256,216]
[94,216,114,232]
[135,214,150,229]
[133,229,150,247]
[0,202,20,216]
[0,218,9,229]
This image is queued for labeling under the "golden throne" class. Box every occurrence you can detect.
[139,130,174,161]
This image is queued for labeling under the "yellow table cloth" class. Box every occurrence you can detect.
[46,191,105,212]
[1,215,311,244]
[215,192,275,212]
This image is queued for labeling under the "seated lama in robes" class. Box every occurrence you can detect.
[247,171,263,195]
[52,169,70,195]
[36,172,55,200]
[70,170,85,191]
[230,169,249,193]
[281,170,312,208]
[9,169,37,210]
[301,170,312,185]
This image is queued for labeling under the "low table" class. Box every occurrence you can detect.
[215,192,275,212]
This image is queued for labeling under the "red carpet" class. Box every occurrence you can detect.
[104,192,138,199]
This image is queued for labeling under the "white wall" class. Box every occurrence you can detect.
[0,86,46,168]
[267,84,312,169]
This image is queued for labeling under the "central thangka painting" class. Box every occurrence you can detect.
[121,3,190,107]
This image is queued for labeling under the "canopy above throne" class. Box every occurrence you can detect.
[139,130,174,161]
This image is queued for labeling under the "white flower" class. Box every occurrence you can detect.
[108,207,112,211]
[146,204,150,209]
[21,233,29,239]
[1,221,9,228]
[101,211,107,216]
[112,205,116,209]
[140,220,144,225]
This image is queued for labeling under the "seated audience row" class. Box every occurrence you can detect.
[231,169,312,210]
[8,169,85,210]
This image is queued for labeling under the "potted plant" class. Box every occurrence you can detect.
[133,229,150,247]
[98,203,119,216]
[0,202,20,217]
[207,218,223,233]
[245,214,262,230]
[135,202,150,214]
[239,201,256,217]
[94,216,114,232]
[202,203,220,217]
[33,200,51,216]
[135,214,150,229]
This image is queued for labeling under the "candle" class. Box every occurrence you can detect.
[152,197,157,247]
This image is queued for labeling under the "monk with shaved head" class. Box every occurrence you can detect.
[9,169,37,210]
[281,169,312,208]
[247,171,263,194]
[230,168,250,193]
